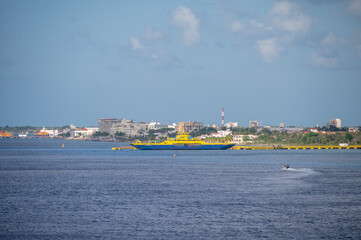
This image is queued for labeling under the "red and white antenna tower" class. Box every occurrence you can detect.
[222,107,224,127]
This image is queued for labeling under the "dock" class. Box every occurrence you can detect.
[231,145,361,150]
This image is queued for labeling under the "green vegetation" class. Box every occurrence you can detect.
[156,127,174,133]
[191,127,217,137]
[0,125,72,134]
[114,131,125,137]
[0,125,39,134]
[302,132,320,144]
[231,127,257,135]
[254,131,361,146]
[93,131,109,137]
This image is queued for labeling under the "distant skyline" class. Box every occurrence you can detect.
[1,0,361,127]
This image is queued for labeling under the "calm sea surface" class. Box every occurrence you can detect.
[1,138,361,239]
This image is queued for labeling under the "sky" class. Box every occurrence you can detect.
[1,0,361,127]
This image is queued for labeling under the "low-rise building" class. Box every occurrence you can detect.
[233,134,258,144]
[167,123,177,129]
[349,127,359,133]
[36,127,59,137]
[263,126,304,133]
[224,121,238,128]
[249,120,259,128]
[176,122,202,133]
[72,127,99,137]
[310,128,318,133]
[148,121,166,130]
[210,130,232,138]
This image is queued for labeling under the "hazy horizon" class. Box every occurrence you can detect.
[1,1,361,127]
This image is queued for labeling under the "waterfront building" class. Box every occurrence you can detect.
[72,127,99,138]
[86,127,99,134]
[98,118,118,133]
[280,123,285,128]
[176,122,202,133]
[249,120,259,128]
[232,134,258,144]
[109,119,148,137]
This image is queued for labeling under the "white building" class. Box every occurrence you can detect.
[72,127,99,138]
[310,128,318,133]
[349,127,359,133]
[148,121,165,130]
[39,127,59,137]
[167,123,177,129]
[233,134,258,144]
[210,130,232,138]
[225,121,238,128]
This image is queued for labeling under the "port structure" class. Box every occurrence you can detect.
[231,145,361,150]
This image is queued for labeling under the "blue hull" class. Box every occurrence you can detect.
[131,144,235,150]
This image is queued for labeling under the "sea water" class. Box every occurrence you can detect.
[1,138,361,239]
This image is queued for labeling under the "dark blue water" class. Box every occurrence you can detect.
[1,138,361,239]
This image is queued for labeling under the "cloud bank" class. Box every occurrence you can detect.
[130,36,144,50]
[269,1,311,34]
[172,5,200,46]
[256,38,284,62]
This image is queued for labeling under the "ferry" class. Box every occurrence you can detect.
[131,132,235,150]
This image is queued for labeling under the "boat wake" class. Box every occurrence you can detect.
[282,167,314,173]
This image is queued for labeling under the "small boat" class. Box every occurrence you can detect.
[283,164,289,169]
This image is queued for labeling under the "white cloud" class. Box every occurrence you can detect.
[130,36,144,50]
[256,38,284,62]
[172,5,200,46]
[321,32,346,46]
[251,21,272,31]
[145,26,162,41]
[231,20,244,32]
[311,52,338,68]
[348,0,361,17]
[269,1,311,34]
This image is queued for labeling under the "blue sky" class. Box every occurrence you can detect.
[1,0,360,127]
